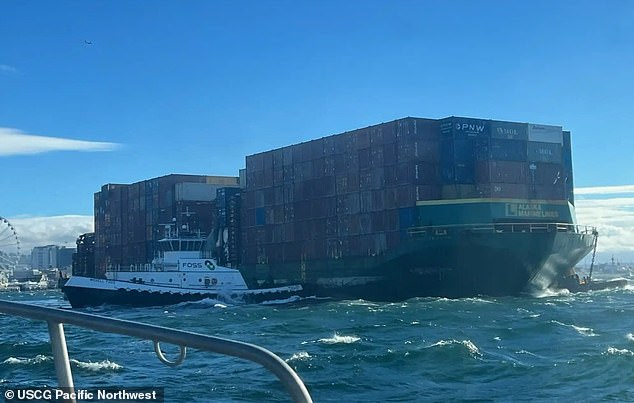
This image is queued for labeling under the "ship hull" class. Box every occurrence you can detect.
[242,225,596,301]
[63,277,302,308]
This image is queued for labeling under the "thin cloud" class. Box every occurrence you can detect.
[575,185,634,195]
[0,64,17,73]
[7,215,93,253]
[574,193,634,261]
[0,128,121,156]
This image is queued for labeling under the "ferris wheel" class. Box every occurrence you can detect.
[0,216,20,271]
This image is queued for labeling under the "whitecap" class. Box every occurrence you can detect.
[261,295,301,305]
[3,355,52,365]
[552,320,597,336]
[286,352,311,362]
[173,298,229,308]
[318,333,360,344]
[533,288,570,298]
[70,359,122,371]
[430,339,482,357]
[626,333,634,342]
[606,347,634,356]
[571,325,597,337]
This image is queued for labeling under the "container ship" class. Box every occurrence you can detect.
[73,116,596,305]
[237,116,595,300]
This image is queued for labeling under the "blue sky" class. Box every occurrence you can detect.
[1,1,633,261]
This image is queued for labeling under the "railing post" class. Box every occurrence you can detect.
[47,321,76,403]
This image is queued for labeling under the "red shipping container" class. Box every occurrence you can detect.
[475,160,528,184]
[477,183,530,199]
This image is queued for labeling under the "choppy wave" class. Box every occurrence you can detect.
[173,298,229,308]
[532,287,571,298]
[318,333,361,344]
[429,339,482,357]
[261,295,302,305]
[3,287,634,402]
[70,359,122,371]
[2,355,52,365]
[605,347,634,356]
[287,352,311,362]
[551,320,598,336]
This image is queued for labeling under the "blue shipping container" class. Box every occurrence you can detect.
[488,139,527,161]
[527,141,563,163]
[440,117,490,138]
[441,138,476,163]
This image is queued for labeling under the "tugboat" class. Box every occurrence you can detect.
[556,234,628,293]
[62,224,302,308]
[557,271,627,293]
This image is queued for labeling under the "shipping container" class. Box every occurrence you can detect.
[313,157,326,178]
[528,124,563,144]
[383,143,398,165]
[528,162,564,185]
[527,141,563,163]
[283,146,293,166]
[397,118,440,141]
[396,185,416,207]
[477,183,530,199]
[532,183,566,200]
[440,116,490,138]
[490,121,528,140]
[359,148,371,170]
[378,121,398,144]
[441,138,476,162]
[441,184,477,199]
[216,187,241,208]
[441,163,475,184]
[370,146,384,167]
[323,136,337,156]
[477,138,528,162]
[416,185,441,201]
[475,160,528,184]
[357,128,371,149]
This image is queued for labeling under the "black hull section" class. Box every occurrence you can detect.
[63,285,299,308]
[244,226,596,301]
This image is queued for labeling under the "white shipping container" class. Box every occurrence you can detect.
[175,183,222,201]
[528,124,563,144]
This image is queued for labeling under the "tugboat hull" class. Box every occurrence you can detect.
[63,277,302,308]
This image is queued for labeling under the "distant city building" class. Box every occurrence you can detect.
[31,245,76,270]
[57,247,75,269]
[73,232,95,277]
[94,174,240,277]
[31,245,58,269]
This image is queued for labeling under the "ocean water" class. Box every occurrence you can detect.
[1,281,634,402]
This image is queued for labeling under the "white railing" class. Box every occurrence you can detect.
[0,300,312,403]
[407,222,597,236]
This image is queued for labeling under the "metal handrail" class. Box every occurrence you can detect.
[407,222,596,236]
[0,300,313,403]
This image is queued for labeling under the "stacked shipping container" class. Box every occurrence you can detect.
[241,118,442,266]
[72,232,96,277]
[440,117,569,201]
[94,174,239,277]
[215,187,242,266]
[241,116,575,270]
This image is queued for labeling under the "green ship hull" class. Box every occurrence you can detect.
[240,199,596,300]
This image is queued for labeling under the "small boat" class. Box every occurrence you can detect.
[556,272,628,293]
[63,224,302,308]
